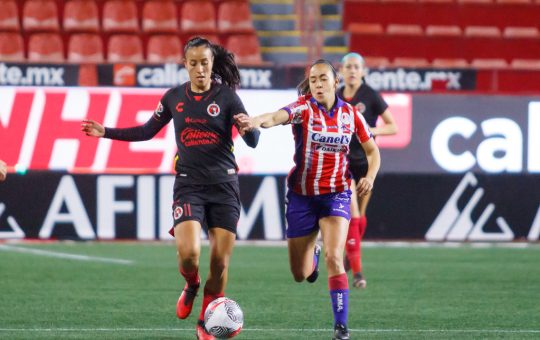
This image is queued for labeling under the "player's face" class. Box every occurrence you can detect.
[184,45,214,91]
[309,63,338,108]
[341,57,364,87]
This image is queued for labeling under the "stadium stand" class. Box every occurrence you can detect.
[22,0,60,32]
[226,33,263,65]
[0,32,24,61]
[180,1,217,33]
[147,34,182,63]
[0,0,20,32]
[28,32,64,62]
[107,34,144,63]
[63,0,100,33]
[218,1,255,33]
[102,0,139,33]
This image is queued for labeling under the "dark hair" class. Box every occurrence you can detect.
[297,59,339,96]
[184,37,241,89]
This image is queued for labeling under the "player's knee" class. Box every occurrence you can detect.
[324,253,343,273]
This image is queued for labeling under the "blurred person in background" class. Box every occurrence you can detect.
[81,37,259,340]
[236,59,380,340]
[338,53,398,289]
[0,160,6,181]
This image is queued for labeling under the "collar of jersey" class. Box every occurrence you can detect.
[309,95,345,118]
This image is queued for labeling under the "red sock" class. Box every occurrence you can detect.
[346,218,361,274]
[357,216,367,273]
[180,266,200,287]
[199,287,224,322]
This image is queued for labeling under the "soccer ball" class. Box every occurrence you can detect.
[204,297,244,339]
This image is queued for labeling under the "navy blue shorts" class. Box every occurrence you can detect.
[285,190,352,238]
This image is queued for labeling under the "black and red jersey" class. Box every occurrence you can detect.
[337,83,388,163]
[104,82,259,184]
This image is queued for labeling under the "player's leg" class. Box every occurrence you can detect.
[320,216,350,340]
[285,190,320,282]
[354,190,372,288]
[345,178,361,273]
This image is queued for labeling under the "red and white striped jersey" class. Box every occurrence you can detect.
[282,95,372,196]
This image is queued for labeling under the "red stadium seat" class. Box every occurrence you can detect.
[0,0,20,31]
[386,24,423,35]
[142,0,178,33]
[226,34,262,65]
[0,32,24,61]
[181,1,217,33]
[471,58,508,68]
[68,33,104,62]
[363,56,391,68]
[464,26,501,37]
[510,59,540,69]
[425,25,462,36]
[432,58,469,67]
[23,0,60,32]
[28,33,64,62]
[107,34,144,62]
[503,26,540,38]
[217,1,254,33]
[103,0,139,33]
[393,57,430,67]
[64,0,100,32]
[348,23,384,35]
[147,35,182,63]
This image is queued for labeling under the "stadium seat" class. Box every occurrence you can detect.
[393,57,430,67]
[386,24,423,35]
[503,26,540,38]
[217,1,254,33]
[107,34,144,62]
[464,26,501,37]
[363,56,391,68]
[147,35,182,63]
[142,0,178,33]
[103,0,139,33]
[0,32,24,61]
[457,0,493,3]
[181,1,217,33]
[64,0,100,32]
[510,59,540,69]
[432,58,469,67]
[425,25,462,36]
[471,58,508,68]
[28,33,64,62]
[23,0,60,32]
[0,0,20,31]
[68,33,104,62]
[348,23,384,35]
[226,34,262,65]
[496,0,531,3]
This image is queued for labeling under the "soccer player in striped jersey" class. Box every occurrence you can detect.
[82,37,259,340]
[338,53,398,289]
[235,59,381,340]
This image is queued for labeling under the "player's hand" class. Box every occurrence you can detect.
[0,160,7,182]
[233,114,256,135]
[81,119,105,137]
[357,176,374,197]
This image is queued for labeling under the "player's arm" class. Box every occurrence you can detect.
[369,109,398,136]
[239,126,260,148]
[234,109,289,134]
[358,138,380,196]
[81,117,167,141]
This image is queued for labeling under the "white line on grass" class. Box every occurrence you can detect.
[0,244,133,265]
[0,328,539,334]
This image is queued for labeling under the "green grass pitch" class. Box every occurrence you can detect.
[1,242,539,339]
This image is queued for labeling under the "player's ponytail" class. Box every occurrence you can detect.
[183,37,241,89]
[297,59,338,96]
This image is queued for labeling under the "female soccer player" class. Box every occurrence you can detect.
[235,59,381,340]
[338,53,398,289]
[81,37,259,340]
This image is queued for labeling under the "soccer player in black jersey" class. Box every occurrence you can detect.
[337,53,398,289]
[81,37,260,340]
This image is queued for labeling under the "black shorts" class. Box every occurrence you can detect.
[171,179,241,234]
[348,158,368,183]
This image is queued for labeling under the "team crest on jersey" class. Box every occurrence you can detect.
[173,206,183,220]
[207,103,221,117]
[355,102,366,114]
[339,112,351,125]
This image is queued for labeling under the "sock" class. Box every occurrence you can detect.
[329,273,349,327]
[357,216,367,273]
[346,217,361,274]
[180,266,200,287]
[199,287,224,322]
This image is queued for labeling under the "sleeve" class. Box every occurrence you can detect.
[372,90,389,116]
[104,94,172,141]
[228,91,260,148]
[353,106,373,143]
[281,96,309,125]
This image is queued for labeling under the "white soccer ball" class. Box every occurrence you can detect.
[204,297,244,339]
